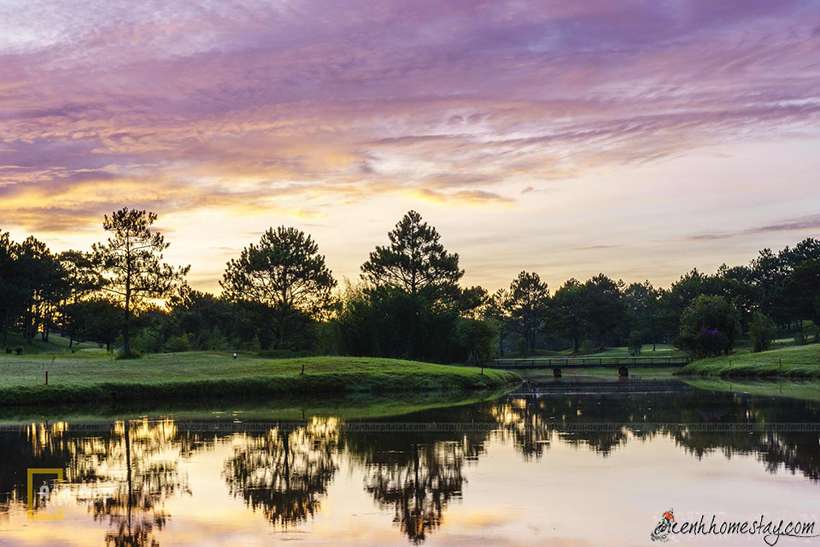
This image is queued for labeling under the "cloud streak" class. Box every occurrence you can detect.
[688,214,820,242]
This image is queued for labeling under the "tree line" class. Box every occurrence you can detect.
[1,208,819,360]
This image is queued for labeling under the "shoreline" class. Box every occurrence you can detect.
[0,353,520,407]
[675,343,820,379]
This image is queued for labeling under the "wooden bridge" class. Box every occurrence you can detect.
[486,355,691,377]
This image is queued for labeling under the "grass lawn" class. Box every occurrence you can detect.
[682,377,820,402]
[676,343,820,379]
[502,344,687,360]
[0,351,519,406]
[2,332,102,354]
[576,344,685,358]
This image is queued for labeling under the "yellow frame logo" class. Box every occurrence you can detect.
[26,467,65,520]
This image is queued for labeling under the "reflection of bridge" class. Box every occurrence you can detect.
[488,356,690,377]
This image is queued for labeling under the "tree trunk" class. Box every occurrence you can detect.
[123,270,131,356]
[123,306,130,355]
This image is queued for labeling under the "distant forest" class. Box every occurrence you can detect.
[2,208,819,362]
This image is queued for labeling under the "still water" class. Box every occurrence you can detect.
[0,382,818,546]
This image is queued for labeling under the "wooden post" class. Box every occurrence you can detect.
[45,370,48,385]
[301,363,305,375]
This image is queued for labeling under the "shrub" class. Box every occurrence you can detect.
[678,295,740,357]
[748,312,776,352]
[578,340,598,354]
[131,327,163,354]
[198,328,229,351]
[453,318,497,364]
[164,333,191,353]
[627,330,643,356]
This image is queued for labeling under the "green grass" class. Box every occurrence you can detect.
[677,343,820,379]
[576,344,685,358]
[2,331,103,354]
[503,344,686,360]
[0,352,519,406]
[682,377,820,402]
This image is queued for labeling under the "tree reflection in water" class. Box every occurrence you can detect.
[0,389,819,545]
[2,418,197,547]
[88,419,191,547]
[348,430,486,544]
[222,417,340,528]
[491,391,820,481]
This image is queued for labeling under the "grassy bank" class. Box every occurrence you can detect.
[0,388,513,423]
[682,377,820,402]
[0,352,519,406]
[514,366,679,382]
[677,343,820,379]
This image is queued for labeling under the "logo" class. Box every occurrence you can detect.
[26,467,65,520]
[649,509,818,545]
[651,508,675,542]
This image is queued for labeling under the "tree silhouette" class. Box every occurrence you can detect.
[361,210,462,302]
[505,271,549,355]
[92,209,189,355]
[221,226,336,349]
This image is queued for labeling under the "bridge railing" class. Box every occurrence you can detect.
[489,355,691,368]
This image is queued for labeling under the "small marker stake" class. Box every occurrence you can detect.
[45,370,48,385]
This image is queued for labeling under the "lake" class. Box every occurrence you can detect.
[0,381,818,546]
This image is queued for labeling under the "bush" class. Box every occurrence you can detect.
[578,340,599,355]
[453,318,497,364]
[748,312,776,352]
[678,295,740,357]
[627,330,643,356]
[164,333,191,353]
[131,327,163,354]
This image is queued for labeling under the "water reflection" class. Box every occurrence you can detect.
[348,432,485,543]
[223,417,340,528]
[1,419,199,546]
[87,420,189,547]
[0,387,819,545]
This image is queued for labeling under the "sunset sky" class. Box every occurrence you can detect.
[1,0,819,293]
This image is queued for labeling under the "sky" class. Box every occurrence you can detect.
[1,0,819,293]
